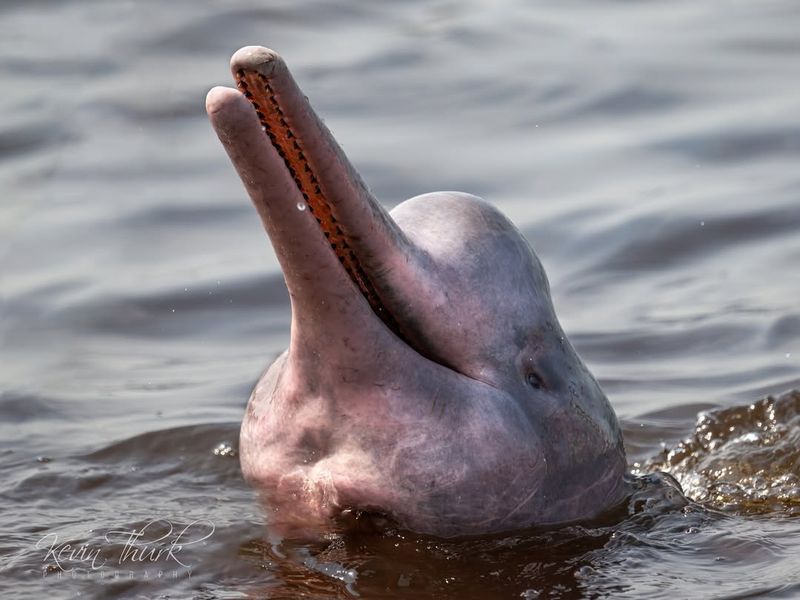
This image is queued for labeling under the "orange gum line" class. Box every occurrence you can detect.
[235,69,399,333]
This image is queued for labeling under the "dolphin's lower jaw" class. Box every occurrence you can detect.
[207,46,629,537]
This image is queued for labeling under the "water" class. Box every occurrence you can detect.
[1,0,799,597]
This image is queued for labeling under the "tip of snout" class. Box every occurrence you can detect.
[205,85,241,116]
[230,46,282,78]
[205,86,258,140]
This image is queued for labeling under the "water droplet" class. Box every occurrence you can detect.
[700,221,705,227]
[213,442,237,458]
[786,352,792,358]
[297,202,307,211]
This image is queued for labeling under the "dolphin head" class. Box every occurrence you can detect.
[206,46,627,537]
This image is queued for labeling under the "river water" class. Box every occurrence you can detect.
[1,1,799,598]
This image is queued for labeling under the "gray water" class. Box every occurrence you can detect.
[1,1,799,598]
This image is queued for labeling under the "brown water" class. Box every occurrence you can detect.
[1,1,799,598]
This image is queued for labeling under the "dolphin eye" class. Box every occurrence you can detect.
[526,371,545,390]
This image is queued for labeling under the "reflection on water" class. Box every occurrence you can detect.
[1,0,799,598]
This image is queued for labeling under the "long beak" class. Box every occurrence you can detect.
[206,46,416,353]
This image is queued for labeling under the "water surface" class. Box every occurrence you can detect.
[1,0,799,598]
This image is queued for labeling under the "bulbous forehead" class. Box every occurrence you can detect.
[391,191,552,313]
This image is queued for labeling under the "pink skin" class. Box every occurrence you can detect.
[206,46,628,538]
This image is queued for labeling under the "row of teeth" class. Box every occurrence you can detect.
[234,69,400,335]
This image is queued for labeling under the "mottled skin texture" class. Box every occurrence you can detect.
[206,46,628,538]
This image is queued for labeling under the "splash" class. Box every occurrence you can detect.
[642,390,800,516]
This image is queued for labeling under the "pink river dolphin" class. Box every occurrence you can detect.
[206,46,628,537]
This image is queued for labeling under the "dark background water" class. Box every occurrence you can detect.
[1,1,799,598]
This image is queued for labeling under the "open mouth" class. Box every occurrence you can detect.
[209,48,522,391]
[233,66,403,339]
[213,48,463,379]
